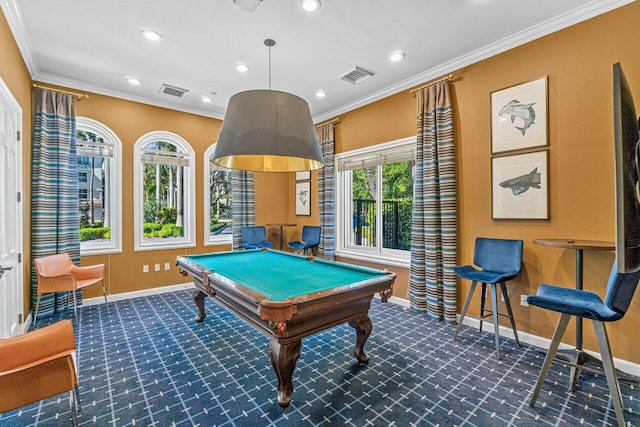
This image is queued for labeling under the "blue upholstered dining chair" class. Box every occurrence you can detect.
[453,237,524,359]
[287,226,321,255]
[241,226,273,249]
[527,264,640,427]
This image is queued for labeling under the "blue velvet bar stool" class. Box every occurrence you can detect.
[287,226,321,255]
[527,265,640,427]
[453,237,524,359]
[241,226,273,249]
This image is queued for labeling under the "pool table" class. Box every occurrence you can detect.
[176,249,395,407]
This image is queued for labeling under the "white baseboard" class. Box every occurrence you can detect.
[82,282,195,306]
[385,295,640,377]
[456,304,640,378]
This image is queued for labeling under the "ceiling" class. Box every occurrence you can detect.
[3,0,632,122]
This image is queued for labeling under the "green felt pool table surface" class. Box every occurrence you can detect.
[184,249,389,301]
[176,248,395,408]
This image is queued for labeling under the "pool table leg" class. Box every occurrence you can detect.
[348,315,372,364]
[268,338,301,408]
[193,290,207,323]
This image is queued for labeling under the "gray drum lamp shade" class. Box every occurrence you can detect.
[212,89,325,172]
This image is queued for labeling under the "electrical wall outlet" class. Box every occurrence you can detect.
[143,265,149,273]
[154,263,160,272]
[520,295,529,307]
[164,262,171,271]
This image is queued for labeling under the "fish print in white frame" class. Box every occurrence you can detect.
[491,76,548,154]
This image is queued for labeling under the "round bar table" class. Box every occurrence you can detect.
[267,223,297,250]
[533,238,614,389]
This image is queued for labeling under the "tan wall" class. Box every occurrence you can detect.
[0,9,33,317]
[3,2,640,363]
[330,2,640,363]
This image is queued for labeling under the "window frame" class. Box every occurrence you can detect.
[204,143,233,246]
[335,136,415,268]
[76,117,122,255]
[133,131,196,252]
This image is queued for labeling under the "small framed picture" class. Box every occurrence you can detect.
[491,76,548,154]
[295,181,311,216]
[296,171,310,181]
[492,150,549,220]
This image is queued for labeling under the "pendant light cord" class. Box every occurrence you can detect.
[264,39,276,90]
[268,45,271,90]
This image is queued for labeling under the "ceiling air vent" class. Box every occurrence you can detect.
[339,66,375,85]
[160,83,189,98]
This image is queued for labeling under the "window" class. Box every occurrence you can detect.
[204,144,232,246]
[133,131,195,251]
[335,136,415,267]
[76,117,122,255]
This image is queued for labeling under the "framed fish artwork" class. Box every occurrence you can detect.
[492,150,549,219]
[491,76,548,154]
[295,181,311,216]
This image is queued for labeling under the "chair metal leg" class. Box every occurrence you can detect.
[479,283,487,333]
[500,282,520,346]
[102,279,108,304]
[529,313,571,407]
[34,295,41,322]
[72,290,78,319]
[593,320,626,427]
[74,385,82,414]
[69,389,79,427]
[453,280,478,341]
[489,284,501,359]
[569,358,584,391]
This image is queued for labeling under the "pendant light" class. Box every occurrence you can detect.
[213,39,324,172]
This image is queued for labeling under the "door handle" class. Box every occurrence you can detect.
[0,265,14,279]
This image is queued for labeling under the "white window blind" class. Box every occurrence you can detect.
[338,145,415,171]
[77,139,113,159]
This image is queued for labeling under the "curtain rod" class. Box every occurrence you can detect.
[315,117,341,128]
[410,74,455,94]
[32,84,90,100]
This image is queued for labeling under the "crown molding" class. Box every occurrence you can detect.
[312,0,635,123]
[2,0,633,123]
[33,71,226,120]
[0,0,38,76]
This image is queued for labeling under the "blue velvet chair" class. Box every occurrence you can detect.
[287,226,321,255]
[241,226,273,250]
[453,237,524,359]
[527,265,640,427]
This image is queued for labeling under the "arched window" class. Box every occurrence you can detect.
[204,144,233,246]
[76,117,122,254]
[133,131,195,251]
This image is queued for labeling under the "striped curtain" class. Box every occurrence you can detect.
[317,124,335,260]
[231,170,255,250]
[409,80,458,324]
[30,89,81,319]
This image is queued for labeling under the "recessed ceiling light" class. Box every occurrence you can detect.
[389,51,406,62]
[140,28,162,42]
[126,76,142,85]
[235,63,250,72]
[301,0,321,12]
[201,96,213,103]
[316,90,326,98]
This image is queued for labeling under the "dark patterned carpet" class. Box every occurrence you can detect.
[1,290,638,426]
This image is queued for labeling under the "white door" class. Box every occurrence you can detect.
[0,77,23,338]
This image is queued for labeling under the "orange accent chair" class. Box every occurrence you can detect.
[0,320,80,426]
[34,253,106,319]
